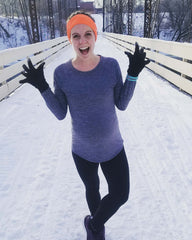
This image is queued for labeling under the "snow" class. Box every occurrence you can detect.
[0,16,60,51]
[0,17,29,50]
[0,35,192,240]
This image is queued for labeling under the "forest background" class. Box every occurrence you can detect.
[0,0,191,50]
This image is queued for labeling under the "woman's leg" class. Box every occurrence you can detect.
[72,152,101,216]
[91,147,130,231]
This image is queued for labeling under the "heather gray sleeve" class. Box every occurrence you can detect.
[114,62,136,110]
[41,73,68,121]
[114,80,136,110]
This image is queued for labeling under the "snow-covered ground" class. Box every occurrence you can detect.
[0,36,192,240]
[0,17,29,50]
[0,16,60,51]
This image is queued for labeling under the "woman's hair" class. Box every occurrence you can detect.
[67,10,95,23]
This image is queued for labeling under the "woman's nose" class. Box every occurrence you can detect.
[79,36,87,44]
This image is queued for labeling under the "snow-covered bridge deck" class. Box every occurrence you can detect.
[0,37,192,240]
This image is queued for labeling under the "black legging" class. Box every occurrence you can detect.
[72,147,130,231]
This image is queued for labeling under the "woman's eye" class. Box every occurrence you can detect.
[73,34,80,39]
[85,33,92,37]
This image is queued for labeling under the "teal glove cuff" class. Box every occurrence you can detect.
[126,75,138,81]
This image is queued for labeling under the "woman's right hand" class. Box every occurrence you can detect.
[20,58,49,93]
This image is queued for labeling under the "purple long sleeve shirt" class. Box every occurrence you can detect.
[42,56,136,163]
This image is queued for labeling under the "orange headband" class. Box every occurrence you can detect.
[67,14,97,42]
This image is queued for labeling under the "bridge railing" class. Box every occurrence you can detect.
[1,33,192,101]
[0,36,70,101]
[103,32,192,96]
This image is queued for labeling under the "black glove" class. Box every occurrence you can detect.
[20,58,49,93]
[125,42,150,77]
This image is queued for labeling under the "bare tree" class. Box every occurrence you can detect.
[103,0,129,34]
[160,0,192,42]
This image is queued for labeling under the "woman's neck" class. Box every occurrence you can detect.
[72,55,100,72]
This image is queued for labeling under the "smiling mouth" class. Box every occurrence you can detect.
[79,47,90,55]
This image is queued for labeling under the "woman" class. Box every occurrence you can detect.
[20,11,149,240]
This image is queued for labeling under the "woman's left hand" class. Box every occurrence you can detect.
[125,42,150,77]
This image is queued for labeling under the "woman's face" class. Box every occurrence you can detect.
[70,24,96,60]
